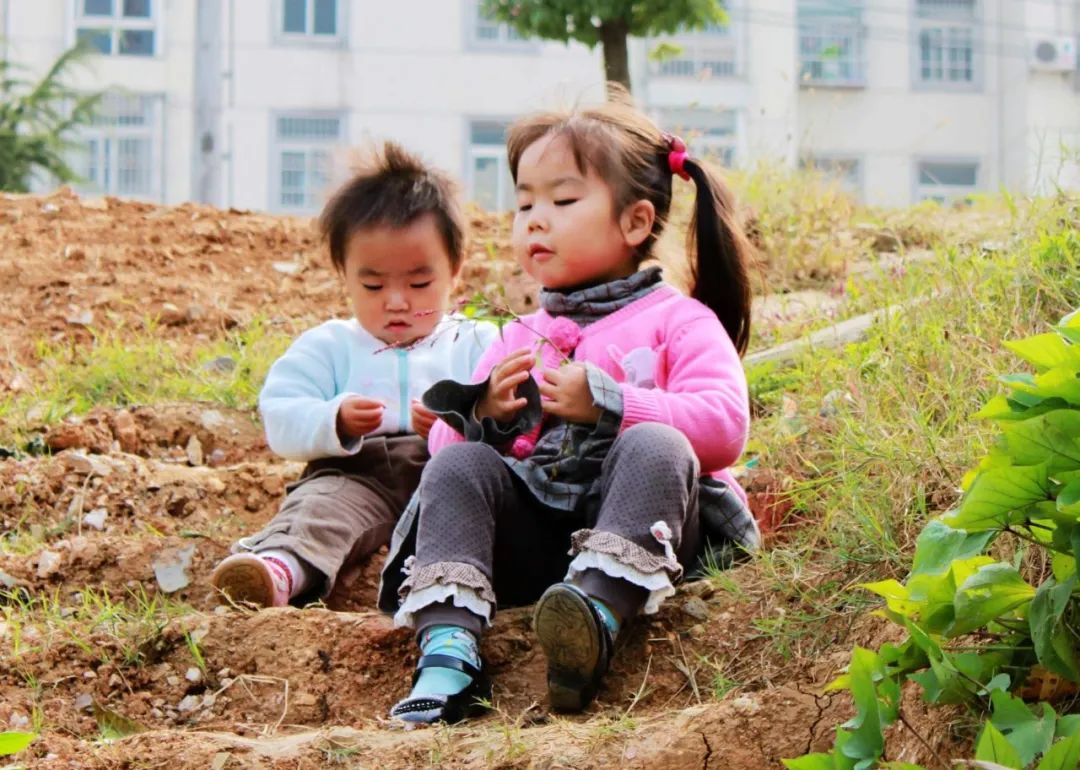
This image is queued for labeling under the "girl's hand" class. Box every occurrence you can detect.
[336,396,385,443]
[539,365,602,424]
[411,400,438,440]
[476,348,534,423]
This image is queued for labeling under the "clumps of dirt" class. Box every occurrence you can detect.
[0,190,537,388]
[41,403,269,465]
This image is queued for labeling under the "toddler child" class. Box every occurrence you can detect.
[212,142,496,607]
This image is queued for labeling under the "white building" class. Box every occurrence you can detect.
[1,0,1077,210]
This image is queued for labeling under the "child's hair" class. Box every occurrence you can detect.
[319,141,465,273]
[506,95,753,355]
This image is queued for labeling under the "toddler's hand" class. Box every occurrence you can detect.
[411,400,438,440]
[476,348,534,423]
[539,364,602,425]
[336,396,385,443]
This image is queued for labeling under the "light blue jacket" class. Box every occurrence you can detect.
[259,315,498,462]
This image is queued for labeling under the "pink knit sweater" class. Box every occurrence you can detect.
[428,285,749,502]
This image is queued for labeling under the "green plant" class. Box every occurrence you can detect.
[0,44,102,192]
[0,731,36,757]
[785,305,1080,769]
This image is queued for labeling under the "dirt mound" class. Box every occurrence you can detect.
[0,189,537,386]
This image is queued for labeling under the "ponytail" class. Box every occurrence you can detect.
[682,158,753,356]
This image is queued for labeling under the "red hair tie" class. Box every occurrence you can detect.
[664,133,691,181]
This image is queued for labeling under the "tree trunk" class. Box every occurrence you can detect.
[599,20,631,94]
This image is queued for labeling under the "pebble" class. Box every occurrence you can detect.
[108,673,123,688]
[682,596,711,621]
[177,695,201,713]
[216,667,232,679]
[150,708,164,719]
[186,435,204,466]
[185,667,203,684]
[167,675,181,687]
[37,550,63,578]
[8,712,30,729]
[152,544,196,593]
[82,508,108,531]
[731,695,761,715]
[200,409,226,430]
[74,693,93,712]
[83,670,96,679]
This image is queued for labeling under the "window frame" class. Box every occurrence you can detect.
[464,117,515,212]
[798,1,866,88]
[269,111,347,214]
[913,156,981,204]
[655,108,741,169]
[463,0,538,53]
[911,0,982,92]
[273,0,346,47]
[69,0,162,58]
[800,154,864,199]
[71,91,165,201]
[648,18,741,81]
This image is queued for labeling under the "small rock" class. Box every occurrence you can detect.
[150,708,164,719]
[167,676,181,687]
[185,667,203,684]
[108,673,123,688]
[186,304,207,321]
[682,596,711,621]
[684,580,716,600]
[83,670,97,679]
[61,451,94,474]
[272,261,302,275]
[65,308,94,326]
[8,374,28,392]
[216,667,232,679]
[83,508,108,531]
[185,435,204,466]
[202,356,236,374]
[200,409,226,431]
[731,695,761,715]
[177,695,201,713]
[159,302,186,325]
[294,692,318,707]
[152,698,165,708]
[41,202,60,216]
[0,568,21,589]
[688,623,706,639]
[201,692,217,709]
[37,549,63,578]
[152,544,196,593]
[74,693,94,712]
[112,409,139,453]
[8,712,30,730]
[207,448,228,467]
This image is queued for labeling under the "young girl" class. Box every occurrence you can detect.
[378,98,761,724]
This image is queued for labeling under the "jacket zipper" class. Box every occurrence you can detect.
[397,348,409,433]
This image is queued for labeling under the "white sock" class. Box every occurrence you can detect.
[258,548,312,598]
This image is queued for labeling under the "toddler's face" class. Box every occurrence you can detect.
[341,213,457,346]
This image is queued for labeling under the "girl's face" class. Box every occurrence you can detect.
[511,134,642,290]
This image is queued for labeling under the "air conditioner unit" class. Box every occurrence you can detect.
[1030,37,1077,73]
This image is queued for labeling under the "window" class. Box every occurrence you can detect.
[798,1,865,86]
[74,0,157,57]
[469,0,527,47]
[651,22,738,79]
[71,93,163,200]
[914,0,979,88]
[467,120,514,211]
[658,109,739,167]
[802,156,862,198]
[915,159,979,203]
[272,114,344,212]
[279,0,340,40]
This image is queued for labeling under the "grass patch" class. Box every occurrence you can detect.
[0,316,292,444]
[741,196,1080,662]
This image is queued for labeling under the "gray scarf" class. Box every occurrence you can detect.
[540,266,663,326]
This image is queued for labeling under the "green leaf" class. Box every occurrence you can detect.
[1055,714,1080,738]
[950,563,1036,636]
[0,732,36,756]
[1055,308,1080,345]
[92,701,146,739]
[975,722,1023,768]
[1036,734,1080,770]
[944,464,1051,532]
[1005,333,1080,372]
[839,647,898,769]
[1029,575,1080,682]
[1002,413,1080,473]
[989,690,1056,767]
[910,520,995,576]
[1058,479,1080,515]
